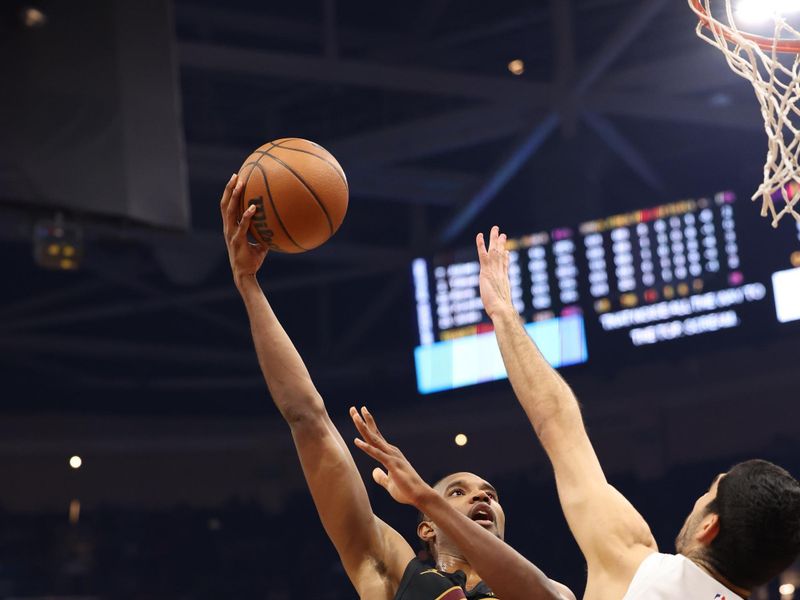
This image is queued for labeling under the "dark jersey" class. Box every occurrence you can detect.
[394,558,497,600]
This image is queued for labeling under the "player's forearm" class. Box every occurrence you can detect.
[236,273,324,424]
[417,491,564,600]
[490,306,583,449]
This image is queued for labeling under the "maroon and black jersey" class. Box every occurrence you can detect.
[394,558,497,600]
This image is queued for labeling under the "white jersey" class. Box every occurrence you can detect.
[622,553,744,600]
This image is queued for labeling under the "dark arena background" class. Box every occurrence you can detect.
[1,0,800,598]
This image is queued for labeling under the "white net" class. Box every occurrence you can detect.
[690,0,800,227]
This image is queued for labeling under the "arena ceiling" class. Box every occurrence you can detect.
[0,0,770,413]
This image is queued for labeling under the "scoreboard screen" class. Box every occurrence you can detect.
[412,191,800,394]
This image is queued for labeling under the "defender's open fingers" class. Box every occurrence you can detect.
[353,436,391,465]
[350,407,382,448]
[352,407,389,451]
[359,407,388,443]
[372,468,390,489]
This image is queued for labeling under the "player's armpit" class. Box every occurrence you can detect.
[289,413,415,596]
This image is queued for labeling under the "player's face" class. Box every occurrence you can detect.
[433,472,506,540]
[675,473,723,554]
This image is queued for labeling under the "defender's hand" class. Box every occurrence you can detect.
[350,406,434,508]
[220,173,268,283]
[476,225,514,320]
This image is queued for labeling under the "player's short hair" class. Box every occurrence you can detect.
[705,459,800,590]
[416,475,450,559]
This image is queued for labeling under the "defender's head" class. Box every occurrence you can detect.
[675,459,800,591]
[417,472,506,563]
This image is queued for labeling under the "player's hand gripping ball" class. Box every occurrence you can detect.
[237,138,349,253]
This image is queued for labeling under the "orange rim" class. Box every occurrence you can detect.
[689,0,800,53]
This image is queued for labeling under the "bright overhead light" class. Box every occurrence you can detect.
[736,0,800,24]
[454,433,468,447]
[780,583,796,597]
[507,59,525,76]
[69,455,82,469]
[22,7,47,28]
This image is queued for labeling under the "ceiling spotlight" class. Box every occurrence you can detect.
[736,0,800,24]
[507,59,525,76]
[21,7,47,28]
[69,455,82,469]
[454,433,468,447]
[780,583,796,597]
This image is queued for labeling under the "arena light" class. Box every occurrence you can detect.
[454,433,468,446]
[33,216,84,271]
[21,7,47,28]
[507,59,525,76]
[780,583,796,597]
[69,455,82,469]
[736,0,800,24]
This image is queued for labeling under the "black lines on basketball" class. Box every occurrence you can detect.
[261,151,335,234]
[269,146,348,190]
[251,160,307,252]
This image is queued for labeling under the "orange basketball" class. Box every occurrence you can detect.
[237,138,348,253]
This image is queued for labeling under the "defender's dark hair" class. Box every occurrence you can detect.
[704,459,800,590]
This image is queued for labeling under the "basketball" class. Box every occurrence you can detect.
[237,138,348,253]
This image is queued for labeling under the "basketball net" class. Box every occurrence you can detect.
[689,0,800,227]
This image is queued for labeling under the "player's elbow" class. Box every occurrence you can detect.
[533,399,583,447]
[280,393,328,427]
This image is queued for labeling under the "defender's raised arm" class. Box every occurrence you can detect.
[477,226,657,598]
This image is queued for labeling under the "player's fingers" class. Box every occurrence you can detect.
[487,225,499,251]
[220,173,237,237]
[476,232,488,261]
[498,233,507,252]
[220,173,237,212]
[354,437,392,465]
[227,178,244,226]
[235,203,256,239]
[372,467,390,490]
[350,407,373,441]
[360,407,390,446]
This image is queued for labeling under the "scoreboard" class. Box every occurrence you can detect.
[412,191,800,394]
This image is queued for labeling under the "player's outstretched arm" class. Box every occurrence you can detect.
[351,406,576,600]
[477,226,657,586]
[220,174,414,597]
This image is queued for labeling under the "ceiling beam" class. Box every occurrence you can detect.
[552,0,577,136]
[178,42,553,103]
[582,110,669,197]
[587,91,763,132]
[600,51,741,95]
[438,112,561,245]
[175,3,402,51]
[571,0,669,98]
[2,334,253,366]
[0,263,407,334]
[328,105,541,166]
